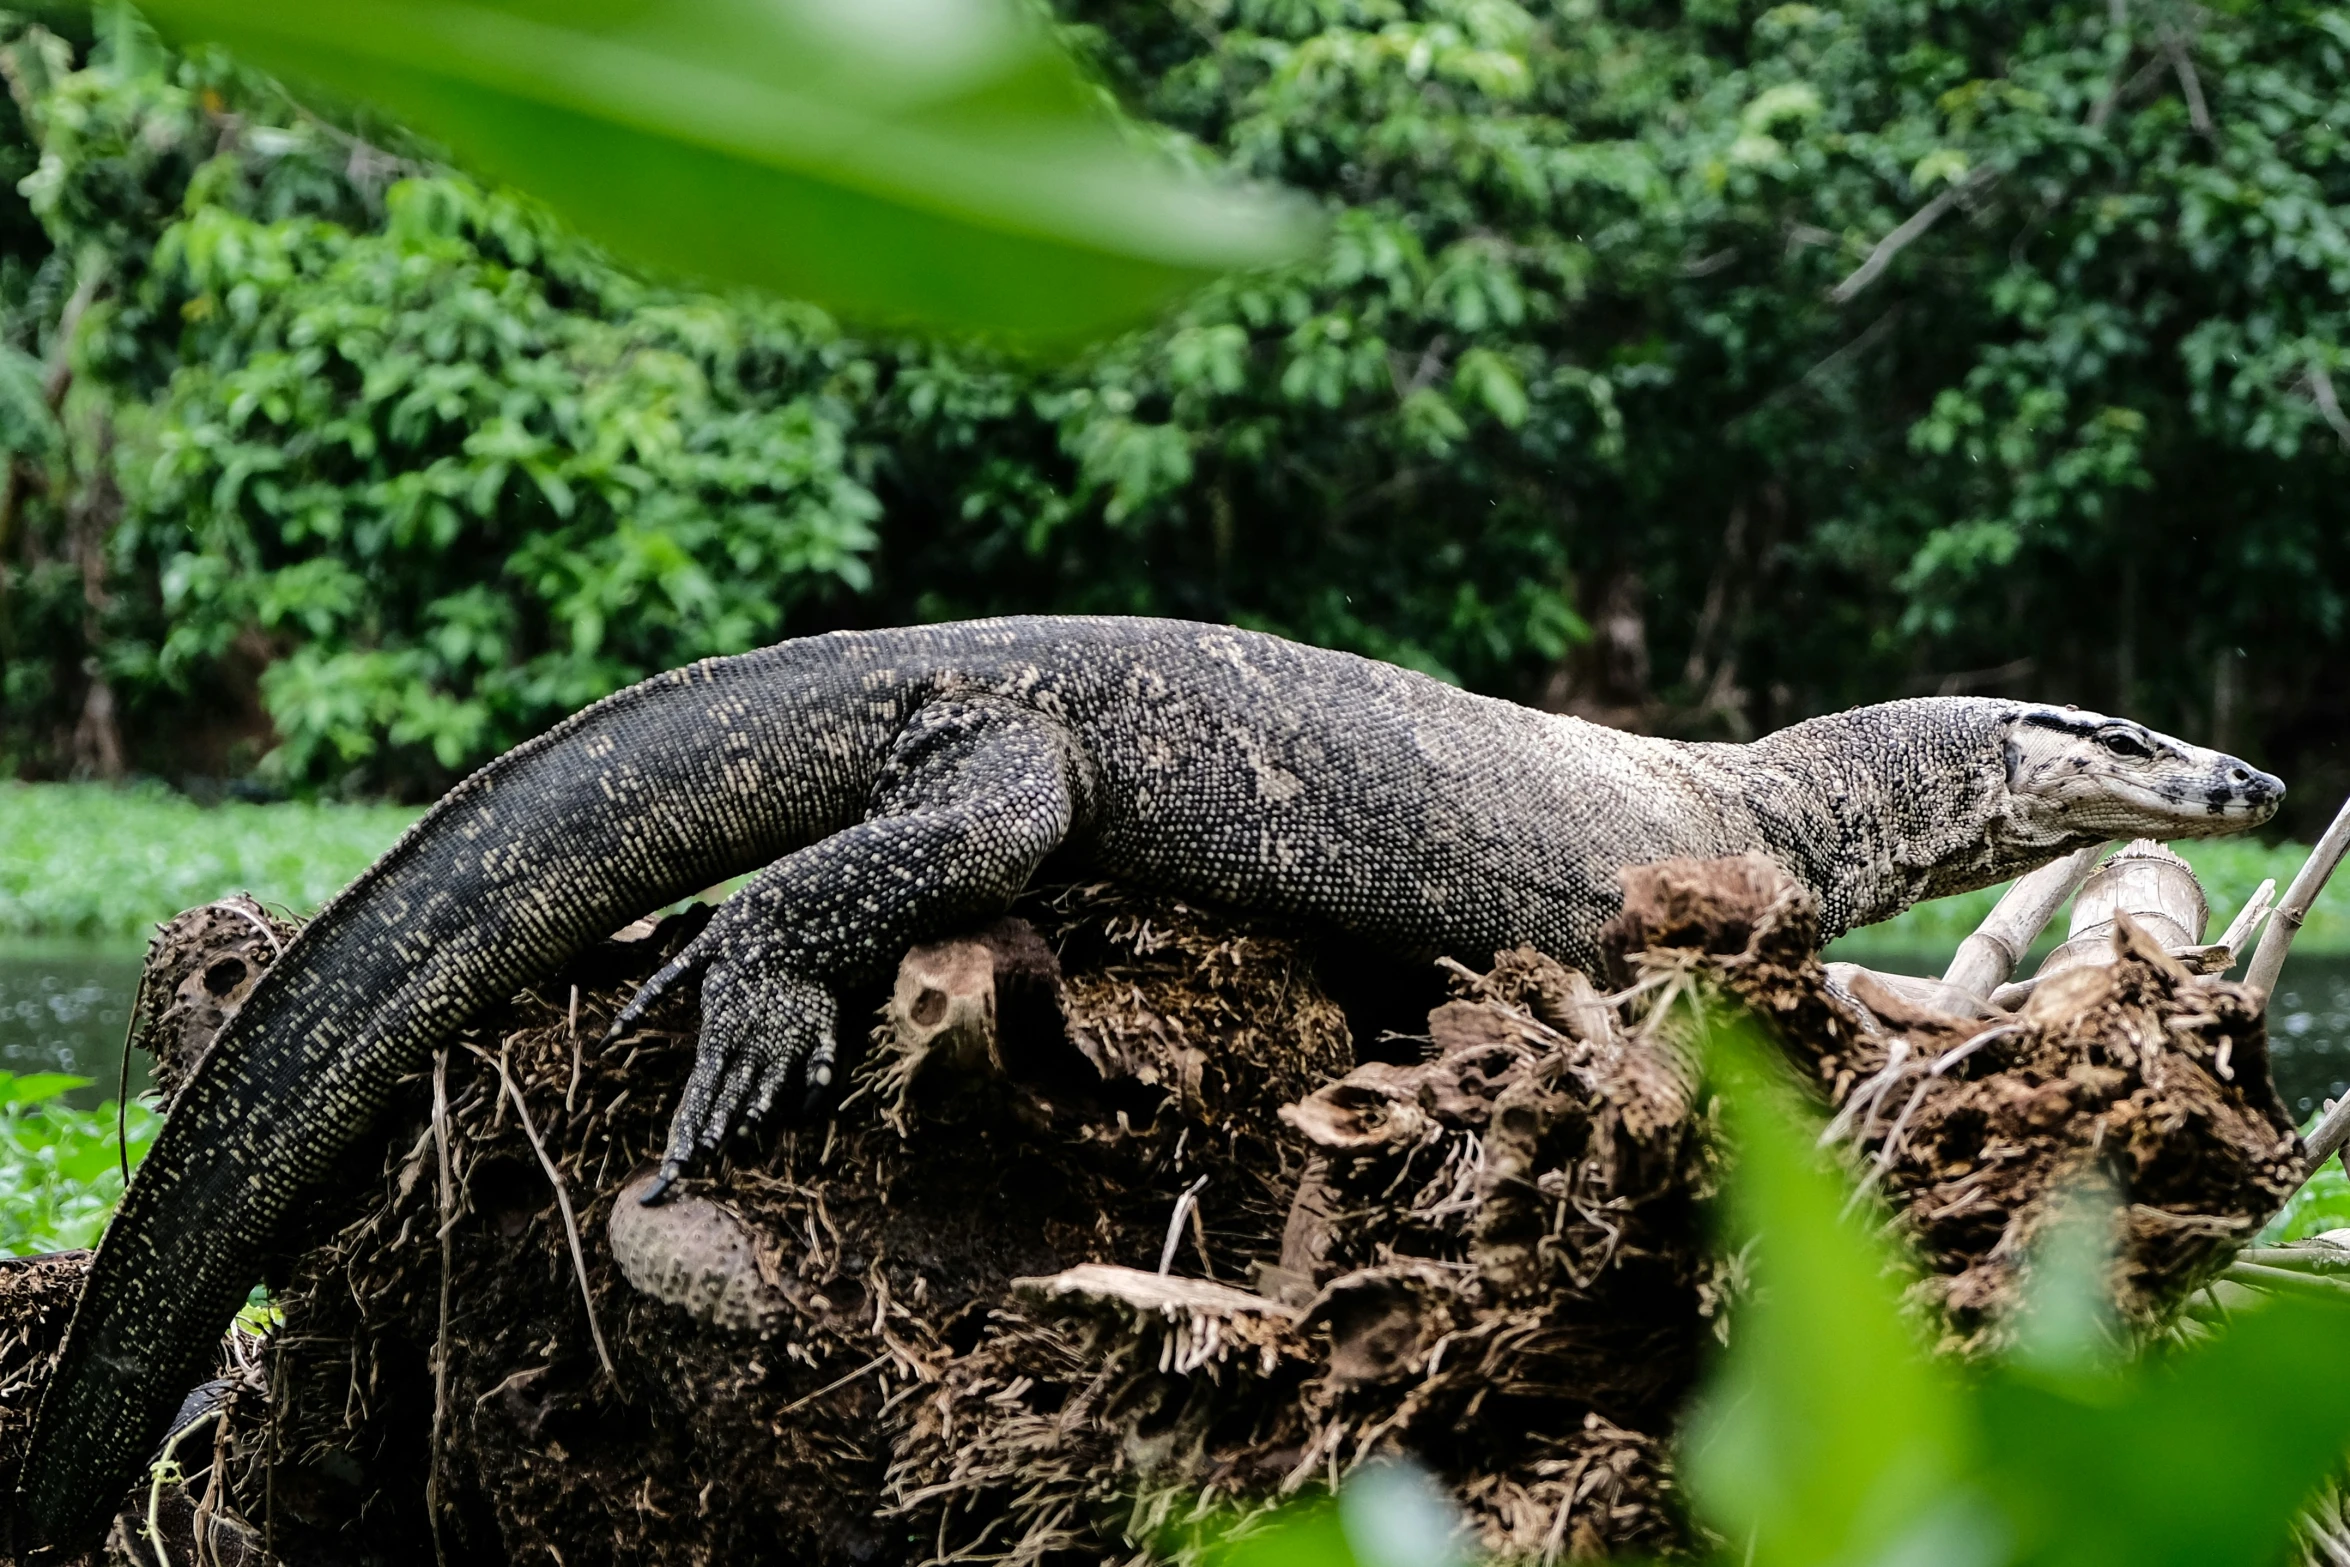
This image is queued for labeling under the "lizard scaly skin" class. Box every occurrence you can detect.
[8,616,2281,1554]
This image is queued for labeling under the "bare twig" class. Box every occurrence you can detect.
[145,1406,224,1567]
[565,984,583,1115]
[428,1048,455,1567]
[2244,791,2350,1002]
[2303,1096,2350,1175]
[1828,164,1999,304]
[207,898,285,956]
[486,1044,617,1380]
[775,1353,892,1417]
[1943,844,2110,996]
[2214,877,2276,961]
[1157,1174,1211,1276]
[2092,50,2173,130]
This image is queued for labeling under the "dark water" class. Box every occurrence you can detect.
[2269,957,2350,1117]
[1,944,2346,1116]
[0,944,152,1107]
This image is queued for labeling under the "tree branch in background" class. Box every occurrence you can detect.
[2158,23,2214,137]
[2091,52,2174,130]
[2305,361,2350,451]
[1828,165,2000,304]
[0,267,101,566]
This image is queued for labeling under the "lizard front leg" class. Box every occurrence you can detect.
[614,696,1090,1200]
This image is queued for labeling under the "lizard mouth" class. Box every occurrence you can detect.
[2052,759,2284,836]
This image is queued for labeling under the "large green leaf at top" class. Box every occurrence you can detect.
[130,0,1318,340]
[1679,1013,1997,1567]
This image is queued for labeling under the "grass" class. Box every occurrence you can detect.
[1830,835,2350,964]
[0,782,423,943]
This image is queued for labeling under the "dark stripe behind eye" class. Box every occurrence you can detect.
[2020,712,2102,738]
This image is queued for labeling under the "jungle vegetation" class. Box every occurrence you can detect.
[1,0,2346,826]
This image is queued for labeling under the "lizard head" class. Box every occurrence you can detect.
[1756,695,2284,933]
[1995,704,2282,849]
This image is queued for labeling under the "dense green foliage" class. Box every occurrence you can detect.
[3,0,2347,806]
[0,781,415,938]
[0,1068,154,1253]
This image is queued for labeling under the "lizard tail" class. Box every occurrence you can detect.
[7,649,867,1556]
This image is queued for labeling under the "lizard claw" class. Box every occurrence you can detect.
[636,1168,679,1206]
[607,934,716,1042]
[654,935,840,1187]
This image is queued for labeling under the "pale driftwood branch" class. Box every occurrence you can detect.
[1943,842,2110,997]
[1828,164,1999,305]
[2304,1093,2350,1174]
[2244,791,2350,1002]
[2215,877,2276,962]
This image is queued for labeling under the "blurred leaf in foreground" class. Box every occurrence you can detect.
[1684,1002,2350,1567]
[126,0,1318,340]
[1681,1011,1998,1567]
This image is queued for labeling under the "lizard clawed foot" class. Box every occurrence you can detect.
[641,934,839,1206]
[606,935,716,1044]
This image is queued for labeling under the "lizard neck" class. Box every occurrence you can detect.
[1727,699,2032,939]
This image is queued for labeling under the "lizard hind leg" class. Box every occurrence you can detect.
[633,693,1090,1205]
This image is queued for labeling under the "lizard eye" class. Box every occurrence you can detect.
[2097,729,2153,760]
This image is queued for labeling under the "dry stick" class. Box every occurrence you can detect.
[565,984,583,1115]
[115,960,151,1184]
[2224,1260,2350,1301]
[1828,163,2000,304]
[2301,1092,2350,1178]
[2216,877,2278,961]
[2244,790,2350,1003]
[487,1045,617,1381]
[1157,1174,1211,1276]
[775,1353,893,1418]
[1942,842,2111,997]
[427,1048,455,1567]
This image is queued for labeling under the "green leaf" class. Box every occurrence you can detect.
[2,1073,95,1106]
[1679,1008,1991,1567]
[131,0,1318,341]
[1198,1503,1358,1567]
[1979,1289,2350,1567]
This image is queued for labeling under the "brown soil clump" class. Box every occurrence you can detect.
[0,855,2305,1565]
[0,1254,89,1507]
[1608,853,2302,1345]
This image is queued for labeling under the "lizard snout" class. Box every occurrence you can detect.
[2209,756,2284,821]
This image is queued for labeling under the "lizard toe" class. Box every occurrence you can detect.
[653,936,839,1188]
